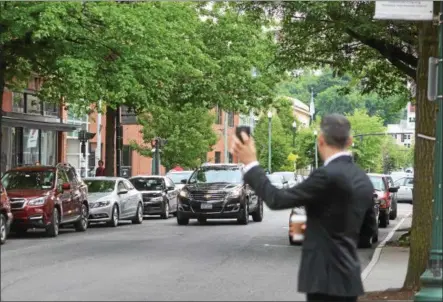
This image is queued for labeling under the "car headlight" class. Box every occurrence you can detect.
[150,196,163,202]
[179,189,190,199]
[91,201,111,208]
[28,197,46,206]
[227,188,242,198]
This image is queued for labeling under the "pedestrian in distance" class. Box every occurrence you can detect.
[95,160,105,176]
[231,114,376,302]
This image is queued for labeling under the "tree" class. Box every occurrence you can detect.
[253,114,291,172]
[241,1,440,288]
[293,127,318,170]
[130,103,217,171]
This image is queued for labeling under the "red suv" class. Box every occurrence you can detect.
[1,163,89,237]
[1,183,13,244]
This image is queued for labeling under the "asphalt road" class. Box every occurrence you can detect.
[1,203,412,301]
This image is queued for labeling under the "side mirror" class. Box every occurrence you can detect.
[389,187,399,193]
[118,189,128,195]
[62,183,71,191]
[180,179,187,184]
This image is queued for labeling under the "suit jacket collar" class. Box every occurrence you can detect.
[324,152,353,166]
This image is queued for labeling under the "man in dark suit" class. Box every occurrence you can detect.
[232,114,376,302]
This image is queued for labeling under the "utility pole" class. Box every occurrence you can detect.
[415,2,443,301]
[116,106,123,177]
[224,111,228,163]
[95,100,102,171]
[267,110,272,173]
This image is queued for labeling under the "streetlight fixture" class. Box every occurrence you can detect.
[313,130,318,169]
[267,110,273,173]
[292,121,297,148]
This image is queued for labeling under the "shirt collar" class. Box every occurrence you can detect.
[324,151,353,166]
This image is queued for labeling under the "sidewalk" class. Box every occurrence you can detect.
[360,216,414,301]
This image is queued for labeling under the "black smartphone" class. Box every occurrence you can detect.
[236,126,251,144]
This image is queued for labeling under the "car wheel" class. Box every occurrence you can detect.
[46,207,60,237]
[1,214,7,245]
[373,227,379,243]
[197,217,207,224]
[132,203,143,224]
[379,210,388,228]
[237,203,249,225]
[251,199,264,222]
[358,235,373,249]
[161,202,170,219]
[389,207,397,220]
[107,205,119,227]
[74,203,88,232]
[176,211,189,225]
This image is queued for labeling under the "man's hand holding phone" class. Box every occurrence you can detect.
[232,126,257,166]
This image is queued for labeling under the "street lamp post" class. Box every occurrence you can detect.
[415,2,443,301]
[292,121,297,148]
[313,130,318,169]
[267,111,272,173]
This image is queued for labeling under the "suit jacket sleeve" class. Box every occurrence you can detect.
[243,165,329,210]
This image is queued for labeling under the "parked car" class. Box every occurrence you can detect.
[394,176,414,203]
[165,170,193,190]
[288,195,380,248]
[368,173,399,227]
[390,171,413,182]
[271,172,297,187]
[84,177,143,227]
[0,183,13,245]
[1,163,89,237]
[267,174,288,189]
[176,163,263,225]
[129,175,178,219]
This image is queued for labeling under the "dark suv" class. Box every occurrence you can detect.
[176,164,263,225]
[1,183,13,245]
[1,163,89,237]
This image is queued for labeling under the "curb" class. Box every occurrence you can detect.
[361,212,412,281]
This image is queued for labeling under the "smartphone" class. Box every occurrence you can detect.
[236,126,251,144]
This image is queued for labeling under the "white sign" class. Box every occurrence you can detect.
[27,129,39,149]
[374,1,434,21]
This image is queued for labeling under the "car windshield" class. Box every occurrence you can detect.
[166,172,192,184]
[85,180,115,193]
[189,167,242,184]
[369,176,386,191]
[130,178,164,191]
[1,170,55,190]
[267,175,283,184]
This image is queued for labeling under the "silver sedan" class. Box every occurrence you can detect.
[84,177,144,227]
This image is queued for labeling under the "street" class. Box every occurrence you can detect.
[1,203,412,301]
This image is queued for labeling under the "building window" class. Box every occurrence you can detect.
[228,112,234,127]
[407,144,411,148]
[214,151,221,163]
[409,117,416,123]
[23,128,40,165]
[12,92,25,113]
[401,134,405,142]
[40,130,57,166]
[215,106,222,124]
[228,152,233,163]
[26,93,41,115]
[122,145,132,166]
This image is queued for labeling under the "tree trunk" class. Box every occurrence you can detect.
[0,69,5,175]
[403,19,439,290]
[104,106,116,176]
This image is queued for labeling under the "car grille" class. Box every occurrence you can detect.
[10,198,26,209]
[189,191,227,202]
[142,193,161,202]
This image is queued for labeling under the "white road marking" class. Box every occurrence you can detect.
[361,212,412,281]
[263,243,292,248]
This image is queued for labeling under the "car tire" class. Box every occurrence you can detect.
[131,202,144,224]
[289,235,301,246]
[373,227,379,243]
[379,210,389,228]
[74,203,88,232]
[251,199,264,222]
[197,217,207,224]
[177,211,189,225]
[237,204,249,225]
[107,205,119,227]
[46,207,59,238]
[389,207,397,220]
[1,214,7,245]
[161,202,169,219]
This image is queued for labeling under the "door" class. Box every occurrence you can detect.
[404,177,414,201]
[123,179,138,215]
[394,177,407,200]
[66,167,82,218]
[117,181,130,218]
[165,177,177,212]
[56,169,71,220]
[245,183,257,210]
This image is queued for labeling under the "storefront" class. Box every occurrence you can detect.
[1,90,77,174]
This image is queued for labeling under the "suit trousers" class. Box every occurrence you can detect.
[306,293,357,302]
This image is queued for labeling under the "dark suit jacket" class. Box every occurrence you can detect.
[243,155,375,296]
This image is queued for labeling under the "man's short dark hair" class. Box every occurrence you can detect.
[320,114,351,149]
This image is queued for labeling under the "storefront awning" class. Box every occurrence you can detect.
[1,116,79,132]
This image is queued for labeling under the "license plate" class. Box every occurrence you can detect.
[201,203,212,209]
